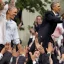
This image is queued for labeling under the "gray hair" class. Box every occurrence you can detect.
[50,2,59,10]
[6,6,17,14]
[8,6,17,11]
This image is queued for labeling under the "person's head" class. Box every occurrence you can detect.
[51,2,61,13]
[34,50,40,58]
[36,15,42,25]
[7,7,17,19]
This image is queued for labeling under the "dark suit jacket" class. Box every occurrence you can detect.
[0,51,12,64]
[28,38,36,53]
[17,56,26,64]
[11,56,26,64]
[63,21,64,38]
[38,53,50,64]
[28,38,32,46]
[38,11,63,48]
[27,53,49,64]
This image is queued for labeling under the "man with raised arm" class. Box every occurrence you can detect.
[0,0,16,58]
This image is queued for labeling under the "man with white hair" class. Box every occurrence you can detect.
[0,0,15,60]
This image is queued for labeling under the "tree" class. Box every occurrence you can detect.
[15,0,51,16]
[8,0,51,30]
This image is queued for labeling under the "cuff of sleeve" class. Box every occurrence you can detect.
[20,54,25,57]
[13,39,20,45]
[33,61,36,64]
[0,53,3,60]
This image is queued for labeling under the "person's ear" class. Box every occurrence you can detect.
[7,10,10,14]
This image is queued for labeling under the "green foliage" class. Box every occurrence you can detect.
[8,0,51,30]
[15,0,51,16]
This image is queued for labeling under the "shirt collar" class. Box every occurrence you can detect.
[52,10,58,16]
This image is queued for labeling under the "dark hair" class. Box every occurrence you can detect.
[36,15,42,20]
[50,2,59,10]
[6,6,17,14]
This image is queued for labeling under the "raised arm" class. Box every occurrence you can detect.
[9,0,15,7]
[0,0,3,3]
[0,0,5,10]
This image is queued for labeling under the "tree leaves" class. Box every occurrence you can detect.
[9,0,51,16]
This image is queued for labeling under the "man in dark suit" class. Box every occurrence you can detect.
[61,13,64,42]
[38,2,63,48]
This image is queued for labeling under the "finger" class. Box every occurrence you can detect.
[29,52,32,56]
[13,48,16,52]
[40,42,43,46]
[35,38,38,44]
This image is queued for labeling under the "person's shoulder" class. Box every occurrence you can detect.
[45,10,53,15]
[11,20,17,26]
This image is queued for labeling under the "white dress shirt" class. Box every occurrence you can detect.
[0,4,8,44]
[5,20,20,44]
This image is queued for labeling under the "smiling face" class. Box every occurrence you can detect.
[7,7,17,19]
[52,2,61,13]
[34,50,40,58]
[36,16,42,25]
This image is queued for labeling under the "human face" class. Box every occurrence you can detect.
[8,8,17,19]
[36,16,42,25]
[53,3,61,13]
[34,51,40,58]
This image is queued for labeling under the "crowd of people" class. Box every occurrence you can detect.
[0,0,64,64]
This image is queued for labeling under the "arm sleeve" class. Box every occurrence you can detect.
[46,13,63,23]
[0,53,3,60]
[17,56,26,64]
[3,4,8,13]
[11,57,17,64]
[13,23,20,44]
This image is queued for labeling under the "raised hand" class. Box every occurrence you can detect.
[0,0,4,10]
[9,0,15,7]
[18,44,29,57]
[35,38,45,54]
[12,48,19,57]
[29,52,36,61]
[46,42,54,53]
[7,44,12,53]
[0,0,3,3]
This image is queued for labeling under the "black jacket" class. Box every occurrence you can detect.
[38,11,63,48]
